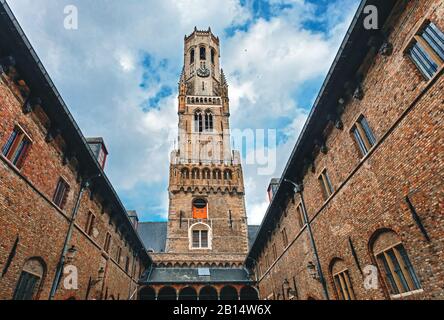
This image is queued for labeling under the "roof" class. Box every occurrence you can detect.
[0,1,151,265]
[248,225,260,250]
[141,267,253,284]
[138,222,168,252]
[245,0,401,268]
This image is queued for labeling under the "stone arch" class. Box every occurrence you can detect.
[173,262,180,268]
[181,168,190,179]
[202,168,211,179]
[329,258,355,300]
[139,286,156,300]
[178,287,198,301]
[199,286,218,300]
[224,169,232,180]
[13,257,47,300]
[213,169,222,180]
[158,286,177,300]
[191,168,200,179]
[239,286,259,300]
[220,286,238,300]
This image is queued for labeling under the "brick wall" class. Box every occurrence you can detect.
[253,0,444,300]
[0,58,146,300]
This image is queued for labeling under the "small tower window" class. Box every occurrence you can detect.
[192,198,208,219]
[204,112,213,131]
[194,111,203,132]
[211,48,215,64]
[190,223,211,249]
[200,47,206,60]
[190,49,195,64]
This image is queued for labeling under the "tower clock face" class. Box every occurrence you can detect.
[197,65,210,78]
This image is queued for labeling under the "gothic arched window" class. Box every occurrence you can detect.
[191,168,200,179]
[211,48,215,64]
[200,47,206,60]
[13,258,46,300]
[213,169,222,180]
[224,170,232,180]
[202,168,211,179]
[190,49,195,64]
[194,111,203,133]
[181,168,190,179]
[205,111,213,132]
[370,229,421,296]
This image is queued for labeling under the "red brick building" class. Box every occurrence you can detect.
[0,1,151,300]
[246,0,444,300]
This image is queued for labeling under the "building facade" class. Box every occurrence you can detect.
[246,0,444,300]
[137,28,259,300]
[0,1,151,300]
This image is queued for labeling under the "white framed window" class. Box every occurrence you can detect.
[189,223,212,249]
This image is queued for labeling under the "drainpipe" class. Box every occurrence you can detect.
[49,175,100,300]
[284,179,329,300]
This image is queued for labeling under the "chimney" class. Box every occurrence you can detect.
[127,210,139,230]
[267,178,280,202]
[86,137,108,170]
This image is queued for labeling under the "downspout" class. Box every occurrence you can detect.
[49,175,100,300]
[284,179,329,300]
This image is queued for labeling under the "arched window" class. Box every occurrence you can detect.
[190,49,195,64]
[191,168,200,180]
[181,168,189,179]
[190,223,211,249]
[211,48,216,64]
[194,111,203,133]
[202,168,211,179]
[192,198,207,219]
[200,47,206,60]
[371,229,421,296]
[204,111,213,132]
[224,170,232,180]
[13,258,46,300]
[213,169,222,180]
[330,258,355,300]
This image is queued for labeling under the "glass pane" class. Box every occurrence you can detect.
[192,231,200,247]
[324,171,334,195]
[423,27,444,61]
[410,46,433,79]
[377,254,399,294]
[425,23,444,60]
[353,128,368,155]
[334,275,345,300]
[201,230,208,248]
[387,249,410,293]
[415,42,439,73]
[397,245,421,290]
[2,129,18,156]
[359,117,376,146]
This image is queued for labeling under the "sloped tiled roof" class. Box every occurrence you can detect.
[137,222,167,253]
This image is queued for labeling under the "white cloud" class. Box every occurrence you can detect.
[7,0,359,223]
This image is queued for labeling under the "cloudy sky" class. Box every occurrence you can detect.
[7,0,360,224]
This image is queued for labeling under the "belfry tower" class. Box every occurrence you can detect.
[138,28,258,300]
[166,27,249,266]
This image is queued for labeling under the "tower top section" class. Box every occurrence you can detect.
[185,27,219,44]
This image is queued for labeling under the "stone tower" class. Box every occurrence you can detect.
[165,27,249,266]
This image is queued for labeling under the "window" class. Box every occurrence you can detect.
[104,233,111,253]
[85,212,95,237]
[2,126,31,169]
[194,111,203,132]
[190,48,195,64]
[407,22,444,80]
[333,269,355,300]
[318,169,334,200]
[213,169,222,180]
[376,244,421,295]
[352,115,376,156]
[116,247,122,264]
[53,178,69,209]
[272,244,277,261]
[224,170,232,180]
[13,258,45,300]
[200,47,206,60]
[191,168,200,180]
[192,198,207,219]
[192,229,209,248]
[204,112,213,131]
[296,204,305,229]
[125,256,130,273]
[211,48,215,64]
[282,228,288,248]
